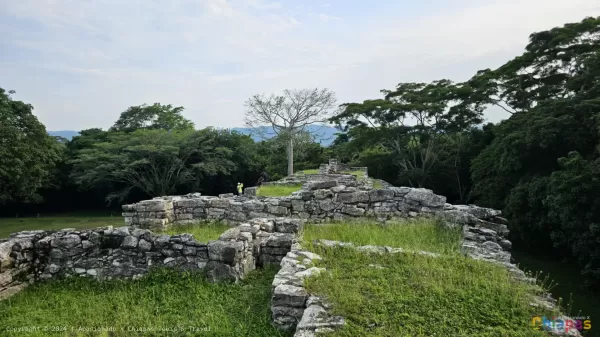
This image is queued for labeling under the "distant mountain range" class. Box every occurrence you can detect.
[48,125,341,146]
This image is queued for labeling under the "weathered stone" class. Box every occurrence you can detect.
[336,191,369,204]
[296,304,345,330]
[368,189,395,202]
[81,240,94,249]
[138,239,152,251]
[275,219,303,233]
[205,261,236,283]
[295,267,326,279]
[264,233,295,248]
[154,235,170,248]
[306,181,337,191]
[208,241,243,264]
[341,206,365,216]
[113,227,131,236]
[272,284,308,307]
[266,204,289,216]
[121,236,139,249]
[499,240,512,250]
[209,198,230,209]
[405,188,446,208]
[51,235,82,249]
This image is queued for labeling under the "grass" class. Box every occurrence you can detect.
[162,222,232,242]
[0,268,290,337]
[299,169,319,174]
[256,184,302,197]
[303,219,463,255]
[372,180,383,189]
[301,220,557,337]
[0,212,124,239]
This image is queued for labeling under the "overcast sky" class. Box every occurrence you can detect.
[1,0,599,131]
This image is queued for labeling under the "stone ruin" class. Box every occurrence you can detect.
[0,159,575,336]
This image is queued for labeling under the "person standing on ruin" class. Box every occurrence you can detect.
[237,182,244,195]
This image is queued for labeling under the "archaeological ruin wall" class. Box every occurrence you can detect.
[0,218,303,299]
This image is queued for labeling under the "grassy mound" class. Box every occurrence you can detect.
[302,220,557,337]
[0,268,288,337]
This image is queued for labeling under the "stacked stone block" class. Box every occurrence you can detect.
[125,184,448,230]
[0,216,307,299]
[271,244,344,334]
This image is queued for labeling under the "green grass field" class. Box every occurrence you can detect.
[0,212,124,238]
[299,169,319,174]
[302,220,557,337]
[0,268,288,337]
[256,184,302,197]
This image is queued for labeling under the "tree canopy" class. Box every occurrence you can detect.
[0,88,61,204]
[111,103,194,132]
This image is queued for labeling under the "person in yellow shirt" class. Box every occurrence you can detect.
[237,182,244,195]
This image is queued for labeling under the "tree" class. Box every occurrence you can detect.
[244,88,337,176]
[0,88,60,204]
[466,16,600,114]
[469,16,600,287]
[331,80,484,191]
[254,130,327,180]
[70,129,237,202]
[111,103,194,132]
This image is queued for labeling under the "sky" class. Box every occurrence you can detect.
[1,0,599,131]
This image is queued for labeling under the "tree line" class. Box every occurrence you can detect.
[1,17,599,288]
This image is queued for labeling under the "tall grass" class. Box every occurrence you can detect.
[304,247,555,337]
[303,219,463,254]
[0,268,289,337]
[256,184,302,197]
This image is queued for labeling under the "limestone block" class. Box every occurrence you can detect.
[51,235,81,249]
[208,240,243,264]
[368,189,395,202]
[272,284,308,307]
[336,191,369,204]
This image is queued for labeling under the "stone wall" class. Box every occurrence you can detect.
[0,218,303,299]
[124,185,447,230]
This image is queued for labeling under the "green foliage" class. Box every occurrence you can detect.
[544,153,600,286]
[254,132,327,181]
[69,129,239,202]
[0,268,288,337]
[329,79,493,202]
[469,16,600,287]
[111,103,194,132]
[0,88,61,204]
[303,223,554,337]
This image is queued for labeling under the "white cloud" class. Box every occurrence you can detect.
[0,0,598,130]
